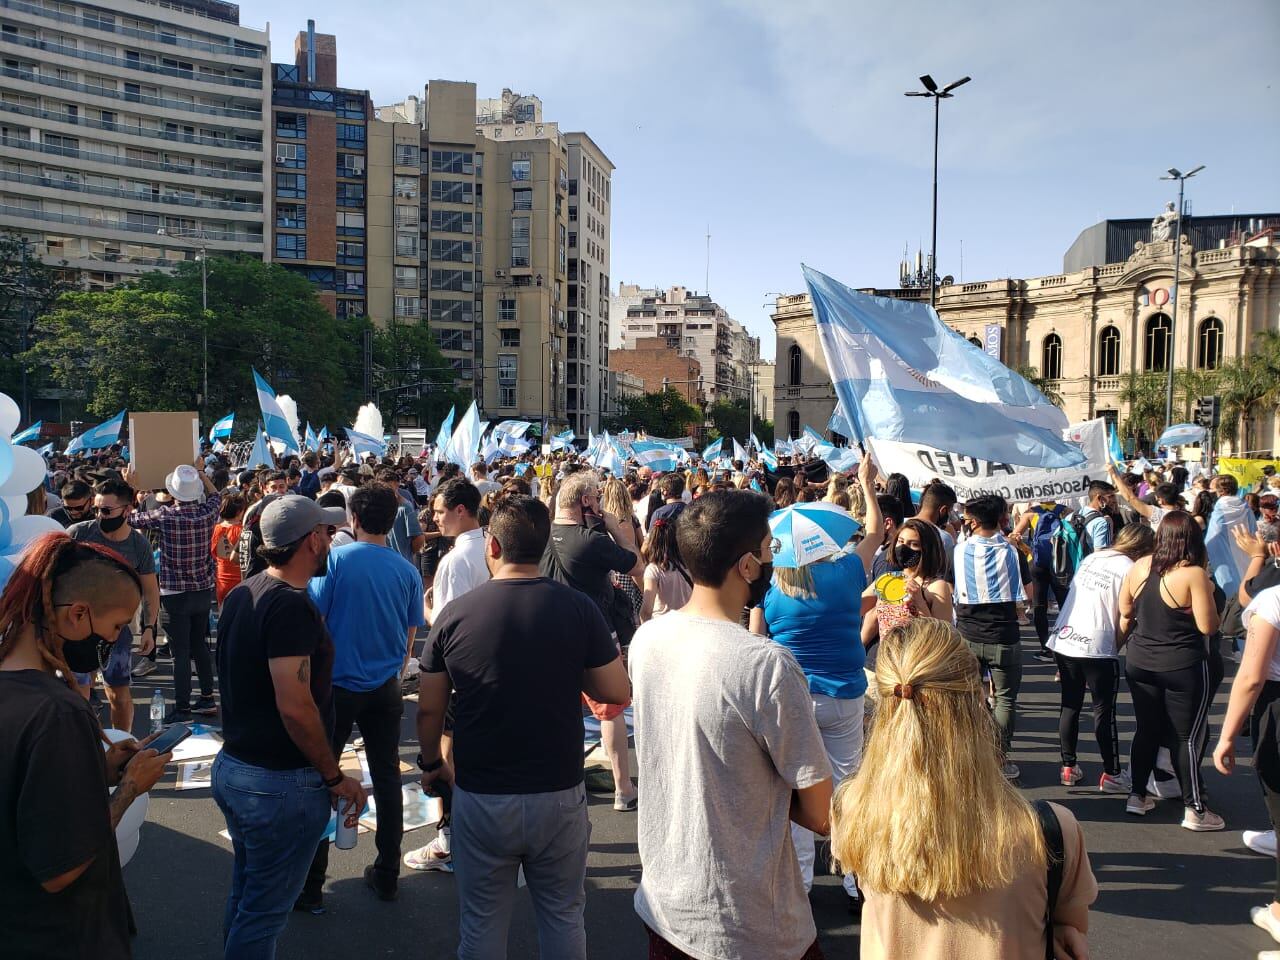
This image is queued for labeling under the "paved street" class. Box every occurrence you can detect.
[118,630,1269,958]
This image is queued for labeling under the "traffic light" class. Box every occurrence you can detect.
[1194,396,1220,429]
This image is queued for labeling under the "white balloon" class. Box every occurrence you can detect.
[0,445,47,496]
[1,495,25,518]
[5,513,65,547]
[0,393,19,438]
[103,729,150,867]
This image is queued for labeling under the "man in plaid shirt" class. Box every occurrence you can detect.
[128,460,223,722]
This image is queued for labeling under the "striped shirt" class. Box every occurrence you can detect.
[953,534,1026,605]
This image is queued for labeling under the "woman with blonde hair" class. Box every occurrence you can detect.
[601,475,644,641]
[831,617,1097,959]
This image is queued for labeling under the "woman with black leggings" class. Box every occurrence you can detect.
[1048,523,1154,791]
[1119,510,1223,830]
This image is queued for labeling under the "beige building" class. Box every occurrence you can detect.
[773,219,1280,455]
[1,0,271,284]
[753,359,774,424]
[564,131,613,434]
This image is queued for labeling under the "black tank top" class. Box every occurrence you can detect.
[1127,568,1206,672]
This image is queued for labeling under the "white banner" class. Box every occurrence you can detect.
[867,418,1109,503]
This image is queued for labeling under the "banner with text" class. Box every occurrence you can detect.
[867,418,1109,503]
[1218,458,1280,492]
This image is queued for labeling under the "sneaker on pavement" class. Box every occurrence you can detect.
[1147,773,1182,800]
[363,865,398,901]
[193,696,218,716]
[1060,765,1083,786]
[1033,651,1055,663]
[163,708,192,725]
[1245,830,1279,857]
[1099,770,1133,794]
[131,658,158,678]
[1002,761,1020,781]
[1253,905,1280,945]
[613,793,638,812]
[1181,807,1225,832]
[404,836,453,873]
[1126,794,1156,816]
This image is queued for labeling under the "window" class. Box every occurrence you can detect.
[396,232,419,257]
[394,176,418,199]
[968,336,982,348]
[499,298,516,322]
[498,355,518,383]
[395,295,420,318]
[430,269,472,292]
[568,206,577,222]
[338,270,364,292]
[394,143,420,166]
[788,411,800,439]
[395,205,419,228]
[336,124,366,148]
[430,298,474,324]
[276,204,305,229]
[1041,333,1062,381]
[275,233,305,259]
[511,215,530,268]
[436,328,473,352]
[337,241,364,264]
[500,328,520,347]
[568,231,577,248]
[430,150,473,174]
[275,113,305,139]
[430,210,473,234]
[1098,325,1121,377]
[337,153,365,177]
[514,102,536,122]
[499,386,516,408]
[275,143,306,167]
[275,173,306,198]
[274,64,299,83]
[1144,313,1172,372]
[337,183,365,207]
[430,180,473,204]
[337,211,365,236]
[1197,317,1224,370]
[511,159,531,182]
[430,239,472,262]
[513,188,533,210]
[395,266,419,287]
[788,344,802,385]
[336,299,365,319]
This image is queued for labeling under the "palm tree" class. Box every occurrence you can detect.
[1174,368,1221,422]
[1013,364,1064,408]
[1118,372,1166,454]
[1220,330,1280,455]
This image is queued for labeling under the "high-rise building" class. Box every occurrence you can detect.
[564,132,613,434]
[0,0,270,285]
[610,283,758,406]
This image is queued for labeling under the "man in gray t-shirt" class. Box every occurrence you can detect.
[628,491,832,960]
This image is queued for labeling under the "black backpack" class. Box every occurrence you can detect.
[1034,800,1066,960]
[238,494,281,580]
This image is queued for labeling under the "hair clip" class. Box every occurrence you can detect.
[893,683,916,700]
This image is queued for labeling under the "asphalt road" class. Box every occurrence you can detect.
[115,629,1271,959]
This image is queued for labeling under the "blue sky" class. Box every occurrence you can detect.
[247,0,1279,360]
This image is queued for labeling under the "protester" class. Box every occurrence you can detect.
[48,479,93,527]
[646,472,687,531]
[748,455,882,905]
[1206,473,1258,645]
[639,513,691,621]
[831,617,1097,960]
[631,491,833,959]
[1048,523,1154,792]
[299,483,426,909]
[1261,495,1280,543]
[912,481,958,562]
[1190,490,1216,531]
[416,493,629,959]
[954,495,1028,779]
[211,492,247,607]
[870,493,907,579]
[1119,510,1223,828]
[0,533,170,958]
[867,518,954,644]
[212,495,365,958]
[1238,527,1280,605]
[1010,499,1071,661]
[68,477,161,732]
[541,471,645,811]
[126,461,222,722]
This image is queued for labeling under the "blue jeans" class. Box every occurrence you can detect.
[212,752,332,960]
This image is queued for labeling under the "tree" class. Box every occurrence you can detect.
[0,232,74,415]
[1174,367,1221,422]
[1013,364,1064,408]
[1118,372,1167,452]
[604,389,702,437]
[1220,330,1280,454]
[369,318,468,427]
[706,396,773,444]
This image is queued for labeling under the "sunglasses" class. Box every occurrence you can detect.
[93,505,127,516]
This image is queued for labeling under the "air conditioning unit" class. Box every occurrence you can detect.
[495,268,506,278]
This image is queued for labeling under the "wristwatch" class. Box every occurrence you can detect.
[416,753,443,773]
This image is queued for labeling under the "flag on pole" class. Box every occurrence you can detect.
[66,410,126,454]
[11,421,42,444]
[208,412,234,442]
[1108,423,1125,465]
[827,405,854,440]
[550,428,575,452]
[495,420,534,439]
[36,442,53,457]
[802,265,1082,468]
[252,369,300,455]
[732,438,748,463]
[246,422,275,469]
[346,427,387,459]
[446,402,481,467]
[759,446,777,470]
[702,437,723,462]
[434,406,456,461]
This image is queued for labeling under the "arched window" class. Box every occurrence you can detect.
[1197,317,1224,370]
[1098,326,1121,377]
[1041,333,1063,381]
[1144,313,1171,372]
[787,410,800,439]
[788,344,802,385]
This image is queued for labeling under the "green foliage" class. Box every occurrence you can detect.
[1219,330,1280,453]
[1118,372,1168,449]
[604,389,702,437]
[0,232,74,408]
[705,397,773,444]
[369,318,468,427]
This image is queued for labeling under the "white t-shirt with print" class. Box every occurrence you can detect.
[1047,550,1134,658]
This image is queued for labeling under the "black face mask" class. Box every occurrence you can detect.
[746,555,773,608]
[59,611,111,674]
[894,544,923,570]
[98,513,127,534]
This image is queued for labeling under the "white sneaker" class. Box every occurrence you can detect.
[1245,830,1279,857]
[1253,905,1280,945]
[1126,794,1156,816]
[1181,807,1225,832]
[1099,770,1132,794]
[403,835,453,872]
[1147,773,1182,800]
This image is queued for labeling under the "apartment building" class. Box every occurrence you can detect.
[610,283,758,405]
[564,131,613,434]
[0,0,269,285]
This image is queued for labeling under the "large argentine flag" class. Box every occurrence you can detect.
[434,406,456,461]
[66,410,126,454]
[702,437,723,462]
[208,412,234,442]
[252,369,299,455]
[802,265,1082,469]
[632,440,679,473]
[346,427,387,459]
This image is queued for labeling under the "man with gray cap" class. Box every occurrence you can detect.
[212,495,366,958]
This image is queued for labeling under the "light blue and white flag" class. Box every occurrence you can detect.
[317,425,331,442]
[252,369,300,455]
[446,402,481,467]
[1108,423,1125,464]
[802,265,1081,469]
[632,440,679,473]
[1156,423,1205,449]
[66,409,126,454]
[827,405,854,440]
[799,426,826,454]
[36,442,53,458]
[346,427,387,459]
[246,422,275,469]
[819,446,861,473]
[433,406,456,462]
[495,420,534,439]
[304,422,320,451]
[759,446,777,470]
[590,439,625,476]
[732,438,748,463]
[750,432,765,455]
[11,421,41,444]
[774,438,794,456]
[208,412,234,442]
[702,437,723,462]
[550,428,576,452]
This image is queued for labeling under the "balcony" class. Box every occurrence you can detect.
[0,135,262,182]
[0,203,262,243]
[0,33,263,89]
[0,170,261,212]
[0,66,262,121]
[0,101,262,151]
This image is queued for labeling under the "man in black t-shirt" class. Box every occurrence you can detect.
[417,494,629,959]
[212,496,364,958]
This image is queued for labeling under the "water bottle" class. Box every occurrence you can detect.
[150,689,165,733]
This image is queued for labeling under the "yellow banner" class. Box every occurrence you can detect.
[1218,458,1280,490]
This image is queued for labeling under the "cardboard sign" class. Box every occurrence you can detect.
[128,412,200,491]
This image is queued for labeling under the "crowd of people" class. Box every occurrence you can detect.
[2,433,1280,959]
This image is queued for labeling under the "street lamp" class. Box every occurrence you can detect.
[1158,164,1205,430]
[157,227,209,416]
[905,74,970,309]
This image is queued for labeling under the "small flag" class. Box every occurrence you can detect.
[702,437,723,462]
[446,402,482,467]
[208,412,234,441]
[1108,423,1125,465]
[246,422,275,469]
[632,440,679,473]
[434,406,456,461]
[550,428,575,452]
[11,420,42,444]
[252,369,299,455]
[732,438,748,463]
[66,410,126,454]
[346,427,387,459]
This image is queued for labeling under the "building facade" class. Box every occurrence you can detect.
[609,336,704,408]
[773,222,1280,455]
[1,0,270,284]
[753,359,774,424]
[564,131,612,434]
[610,283,758,406]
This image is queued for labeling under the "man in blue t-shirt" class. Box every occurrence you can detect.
[300,482,426,908]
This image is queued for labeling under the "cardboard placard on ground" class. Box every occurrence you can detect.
[128,412,200,491]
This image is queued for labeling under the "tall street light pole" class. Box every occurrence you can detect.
[1159,164,1205,431]
[906,74,970,310]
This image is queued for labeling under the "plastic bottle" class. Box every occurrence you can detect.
[150,689,165,733]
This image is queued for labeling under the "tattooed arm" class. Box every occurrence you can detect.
[268,655,342,781]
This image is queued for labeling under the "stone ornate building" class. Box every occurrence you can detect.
[773,218,1280,456]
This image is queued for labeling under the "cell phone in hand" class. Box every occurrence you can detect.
[147,722,192,756]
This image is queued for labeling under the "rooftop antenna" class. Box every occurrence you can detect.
[705,224,711,296]
[960,239,964,284]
